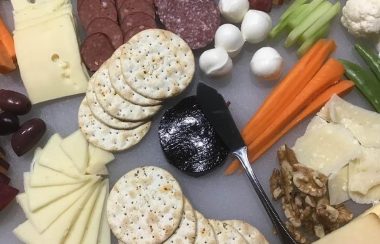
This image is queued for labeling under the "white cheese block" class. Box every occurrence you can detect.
[13,181,96,244]
[17,178,98,233]
[61,130,89,174]
[11,0,68,12]
[64,182,102,244]
[319,95,380,148]
[328,166,349,205]
[313,214,380,244]
[24,173,86,212]
[86,144,114,175]
[14,14,88,104]
[293,116,362,176]
[97,181,111,244]
[38,134,80,178]
[82,179,109,244]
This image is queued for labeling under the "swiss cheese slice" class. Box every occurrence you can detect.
[86,144,114,175]
[328,166,349,205]
[61,130,89,174]
[293,116,362,176]
[24,173,85,212]
[97,182,111,244]
[313,214,380,244]
[38,134,80,178]
[17,177,98,233]
[13,182,96,244]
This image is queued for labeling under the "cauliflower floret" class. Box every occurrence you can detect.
[341,0,380,38]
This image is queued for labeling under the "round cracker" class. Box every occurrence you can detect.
[78,99,151,152]
[164,197,197,244]
[86,80,143,130]
[224,220,268,244]
[107,166,184,243]
[120,29,195,100]
[108,48,161,106]
[93,63,161,121]
[194,211,217,244]
[209,220,247,244]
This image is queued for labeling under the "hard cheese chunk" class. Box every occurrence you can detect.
[13,182,96,244]
[14,14,88,104]
[87,144,114,175]
[292,117,362,176]
[38,134,80,178]
[328,166,349,205]
[11,0,68,12]
[319,95,380,147]
[61,130,89,174]
[313,214,380,244]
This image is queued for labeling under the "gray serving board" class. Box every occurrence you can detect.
[0,0,373,243]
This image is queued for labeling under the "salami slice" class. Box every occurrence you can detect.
[118,0,155,22]
[78,0,117,29]
[154,0,221,49]
[86,17,123,49]
[81,33,115,72]
[123,25,155,42]
[120,12,156,34]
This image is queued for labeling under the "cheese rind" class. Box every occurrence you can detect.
[61,130,89,174]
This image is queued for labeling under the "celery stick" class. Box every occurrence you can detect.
[279,0,309,21]
[285,1,332,48]
[301,2,341,42]
[288,0,324,29]
[270,4,308,38]
[297,24,330,56]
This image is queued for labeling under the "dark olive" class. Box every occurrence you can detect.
[11,118,46,156]
[0,89,32,115]
[0,112,20,135]
[0,146,5,160]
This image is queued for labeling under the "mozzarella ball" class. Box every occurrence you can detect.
[215,24,245,57]
[219,0,249,23]
[250,47,283,80]
[241,10,272,44]
[199,48,233,77]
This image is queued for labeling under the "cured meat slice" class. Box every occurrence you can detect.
[118,0,155,22]
[78,0,117,29]
[86,17,123,49]
[123,24,156,42]
[80,33,115,72]
[119,12,156,34]
[154,0,221,49]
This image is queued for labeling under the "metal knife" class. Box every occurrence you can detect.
[196,83,297,244]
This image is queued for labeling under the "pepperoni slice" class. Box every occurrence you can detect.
[78,0,117,29]
[81,33,115,72]
[120,12,156,34]
[118,0,155,22]
[123,25,155,42]
[86,17,123,49]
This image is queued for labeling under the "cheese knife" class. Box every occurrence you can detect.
[196,83,297,244]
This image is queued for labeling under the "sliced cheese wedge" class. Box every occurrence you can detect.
[64,181,102,244]
[313,213,380,244]
[362,203,380,217]
[86,144,114,175]
[38,134,80,178]
[24,172,85,212]
[61,130,89,174]
[17,177,99,233]
[13,181,97,244]
[328,166,349,205]
[97,182,111,244]
[82,179,109,244]
[293,116,362,176]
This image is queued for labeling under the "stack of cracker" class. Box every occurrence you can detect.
[78,29,195,152]
[107,166,269,244]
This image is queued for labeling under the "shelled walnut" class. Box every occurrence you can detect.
[270,145,353,243]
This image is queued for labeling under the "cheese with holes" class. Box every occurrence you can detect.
[293,116,362,176]
[87,144,114,175]
[328,166,349,205]
[61,130,89,174]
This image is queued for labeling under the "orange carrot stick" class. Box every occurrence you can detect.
[0,17,16,62]
[225,80,354,175]
[0,42,16,73]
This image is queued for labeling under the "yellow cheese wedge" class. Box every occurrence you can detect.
[82,179,109,244]
[313,214,380,244]
[61,130,89,175]
[87,144,114,175]
[97,182,111,244]
[38,134,80,178]
[24,173,85,212]
[64,181,102,244]
[13,181,97,244]
[17,178,99,233]
[328,166,349,205]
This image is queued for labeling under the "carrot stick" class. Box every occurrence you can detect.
[225,80,354,175]
[242,40,336,145]
[0,42,16,73]
[0,17,16,62]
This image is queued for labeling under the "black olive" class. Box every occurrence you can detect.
[11,118,46,156]
[0,89,32,115]
[0,112,20,135]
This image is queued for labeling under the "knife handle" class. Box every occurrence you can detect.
[233,147,297,244]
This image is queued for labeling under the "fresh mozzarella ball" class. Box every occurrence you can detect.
[199,48,233,77]
[241,10,272,44]
[215,24,245,57]
[250,47,283,80]
[219,0,249,23]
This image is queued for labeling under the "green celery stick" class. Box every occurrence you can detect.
[279,0,309,21]
[285,1,332,48]
[297,24,330,56]
[301,2,341,42]
[288,0,324,29]
[270,4,308,38]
